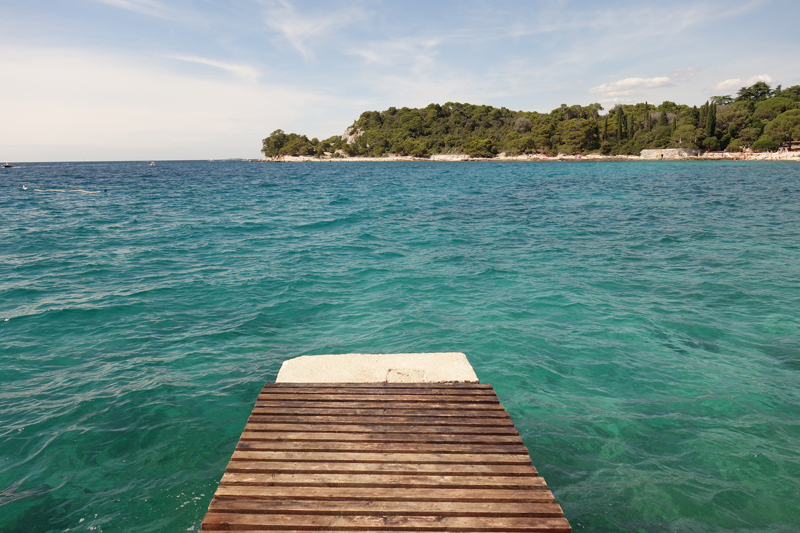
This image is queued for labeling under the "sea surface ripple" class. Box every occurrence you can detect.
[1,160,799,532]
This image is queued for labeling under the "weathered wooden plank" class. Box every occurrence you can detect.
[255,393,501,403]
[260,386,493,392]
[201,513,571,532]
[212,485,555,503]
[226,461,537,476]
[220,472,546,489]
[259,386,497,393]
[243,423,520,435]
[247,415,516,427]
[260,385,496,395]
[207,498,563,517]
[236,440,529,454]
[212,485,556,503]
[254,400,508,411]
[230,451,532,465]
[200,528,571,533]
[263,383,493,389]
[238,431,524,445]
[202,529,569,533]
[251,406,511,418]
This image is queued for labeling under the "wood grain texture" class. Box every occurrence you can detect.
[201,383,570,532]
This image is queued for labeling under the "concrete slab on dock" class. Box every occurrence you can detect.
[276,352,480,384]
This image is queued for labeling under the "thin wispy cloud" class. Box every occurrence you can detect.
[168,55,260,81]
[501,4,710,52]
[262,0,368,60]
[349,37,442,69]
[94,0,174,19]
[362,71,486,110]
[671,68,698,82]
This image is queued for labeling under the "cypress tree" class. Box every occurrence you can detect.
[603,115,609,141]
[690,105,699,127]
[699,102,708,131]
[705,103,717,138]
[617,108,624,141]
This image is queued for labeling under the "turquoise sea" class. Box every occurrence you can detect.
[1,160,799,532]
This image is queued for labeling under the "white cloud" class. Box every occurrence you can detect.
[711,74,776,92]
[748,74,776,84]
[711,78,742,91]
[741,74,776,87]
[589,77,673,96]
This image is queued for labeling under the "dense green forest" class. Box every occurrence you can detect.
[262,81,800,158]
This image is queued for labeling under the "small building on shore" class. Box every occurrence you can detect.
[780,141,800,152]
[640,148,700,160]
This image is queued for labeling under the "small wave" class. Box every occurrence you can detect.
[33,189,100,194]
[0,480,53,507]
[297,217,357,230]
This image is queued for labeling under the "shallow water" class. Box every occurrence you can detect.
[1,160,799,532]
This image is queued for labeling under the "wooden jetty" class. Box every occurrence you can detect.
[201,381,571,532]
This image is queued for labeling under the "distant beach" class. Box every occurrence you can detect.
[254,150,800,163]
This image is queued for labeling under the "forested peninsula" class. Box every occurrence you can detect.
[262,82,800,159]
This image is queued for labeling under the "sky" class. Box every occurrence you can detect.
[2,0,799,161]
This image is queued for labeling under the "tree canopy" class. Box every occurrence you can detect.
[764,109,800,143]
[262,81,800,157]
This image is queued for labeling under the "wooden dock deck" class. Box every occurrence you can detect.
[201,382,571,532]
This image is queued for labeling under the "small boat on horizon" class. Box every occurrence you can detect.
[149,162,156,166]
[3,163,15,168]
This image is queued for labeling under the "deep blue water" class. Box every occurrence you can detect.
[1,160,799,532]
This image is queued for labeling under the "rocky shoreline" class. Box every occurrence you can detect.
[253,151,800,163]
